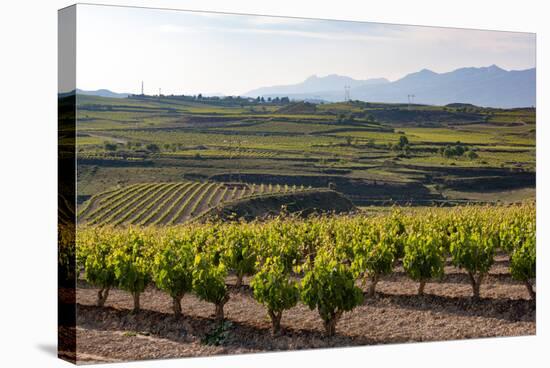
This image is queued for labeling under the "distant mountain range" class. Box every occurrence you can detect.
[244,65,535,108]
[76,88,130,98]
[71,65,535,108]
[246,74,389,97]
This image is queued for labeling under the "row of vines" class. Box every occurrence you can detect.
[71,203,535,336]
[79,181,311,226]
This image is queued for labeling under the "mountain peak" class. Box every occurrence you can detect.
[486,64,504,72]
[418,68,437,74]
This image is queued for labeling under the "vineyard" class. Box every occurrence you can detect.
[67,94,536,362]
[78,181,310,226]
[71,202,535,352]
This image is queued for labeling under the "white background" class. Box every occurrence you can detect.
[0,0,547,366]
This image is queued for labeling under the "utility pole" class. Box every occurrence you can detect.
[141,81,144,95]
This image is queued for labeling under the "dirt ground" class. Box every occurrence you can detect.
[70,254,535,364]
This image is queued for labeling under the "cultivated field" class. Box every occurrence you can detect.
[63,204,535,363]
[57,93,537,364]
[78,181,311,226]
[73,95,535,208]
[72,253,534,363]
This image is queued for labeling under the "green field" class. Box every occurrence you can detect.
[74,94,535,212]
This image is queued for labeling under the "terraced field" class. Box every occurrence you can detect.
[78,181,309,226]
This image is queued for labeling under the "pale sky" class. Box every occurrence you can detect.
[76,4,536,96]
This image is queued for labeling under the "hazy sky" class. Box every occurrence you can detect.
[76,4,536,96]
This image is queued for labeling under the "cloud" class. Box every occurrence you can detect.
[156,14,533,51]
[157,22,396,42]
[246,16,305,26]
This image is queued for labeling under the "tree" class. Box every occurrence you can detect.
[466,150,479,160]
[104,142,118,151]
[146,143,160,153]
[454,144,465,156]
[398,135,409,149]
[250,256,299,335]
[443,145,455,158]
[301,250,363,336]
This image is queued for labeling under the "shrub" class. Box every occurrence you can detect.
[449,222,496,299]
[250,256,299,335]
[192,252,229,322]
[403,233,445,295]
[349,221,395,297]
[385,211,407,261]
[152,231,195,317]
[257,220,300,273]
[301,250,363,336]
[219,225,257,288]
[510,236,536,300]
[110,230,152,313]
[81,229,117,306]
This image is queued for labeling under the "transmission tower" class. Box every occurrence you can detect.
[344,85,351,102]
[407,94,416,110]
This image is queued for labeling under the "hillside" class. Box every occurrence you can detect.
[74,94,535,207]
[78,181,313,226]
[275,101,317,114]
[200,189,355,221]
